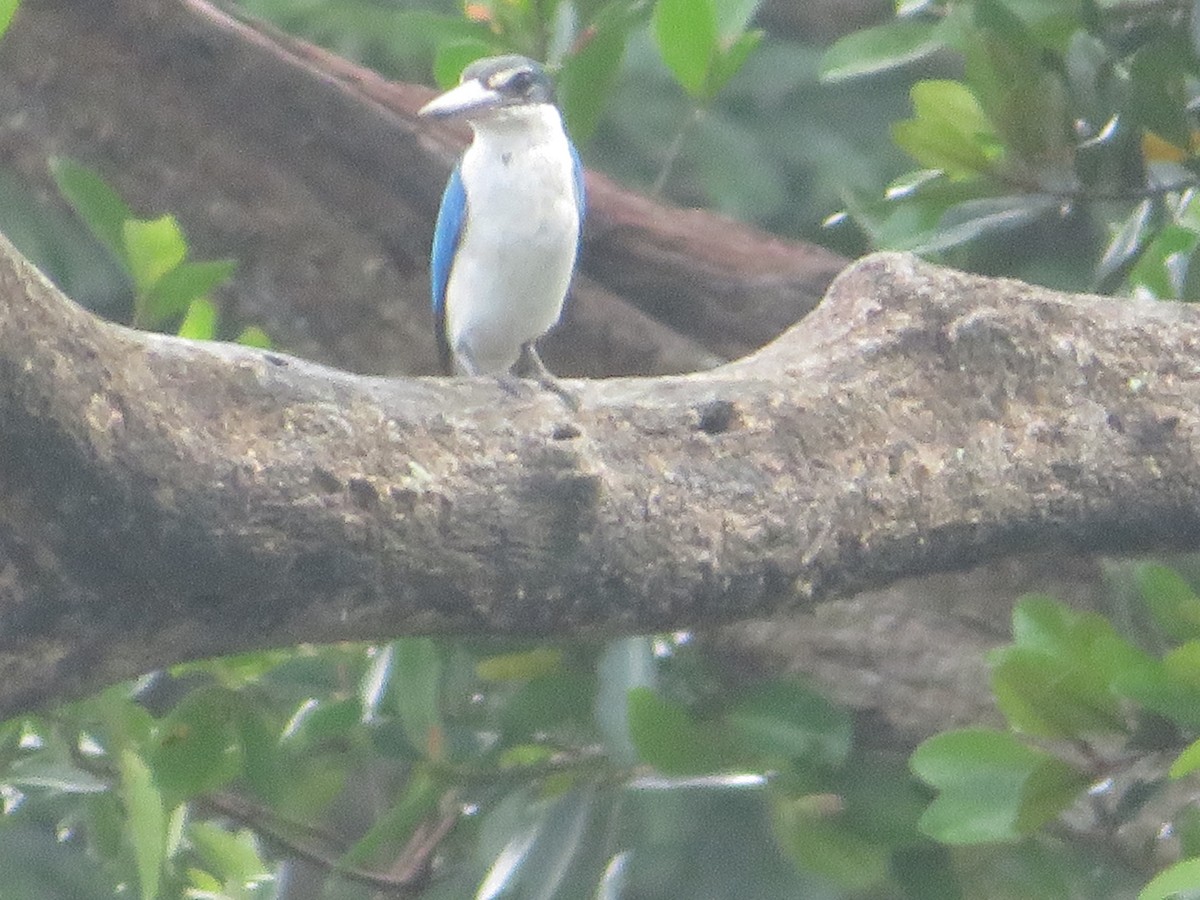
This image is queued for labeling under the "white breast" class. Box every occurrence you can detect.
[445,106,580,375]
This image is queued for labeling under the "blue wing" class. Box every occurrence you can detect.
[431,164,467,375]
[570,141,586,247]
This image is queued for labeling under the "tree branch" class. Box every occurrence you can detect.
[3,232,1200,718]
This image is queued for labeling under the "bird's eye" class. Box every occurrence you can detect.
[507,69,534,93]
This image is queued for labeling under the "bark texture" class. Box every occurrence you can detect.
[3,235,1200,721]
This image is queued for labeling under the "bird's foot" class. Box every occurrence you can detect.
[514,343,579,411]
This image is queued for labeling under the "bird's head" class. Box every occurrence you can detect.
[418,55,557,123]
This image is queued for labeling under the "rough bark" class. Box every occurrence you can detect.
[3,234,1200,720]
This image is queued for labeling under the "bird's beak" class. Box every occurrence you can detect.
[418,79,503,120]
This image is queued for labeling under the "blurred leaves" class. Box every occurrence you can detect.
[911,728,1088,844]
[49,158,263,345]
[824,0,1200,292]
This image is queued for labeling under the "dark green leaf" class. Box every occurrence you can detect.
[501,672,595,742]
[820,20,946,83]
[282,697,361,750]
[707,29,762,97]
[342,764,442,866]
[770,790,890,891]
[653,0,716,98]
[144,258,236,326]
[434,38,497,88]
[727,679,851,768]
[150,687,242,806]
[1136,563,1200,641]
[1129,40,1193,150]
[559,21,629,143]
[626,687,720,774]
[909,194,1057,254]
[49,157,134,269]
[391,637,444,758]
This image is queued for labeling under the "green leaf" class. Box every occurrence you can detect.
[150,687,242,807]
[912,728,1088,844]
[1170,738,1200,779]
[434,38,496,89]
[187,822,268,887]
[176,297,218,341]
[771,791,891,891]
[1137,563,1200,641]
[49,157,135,268]
[892,80,1000,177]
[145,258,236,326]
[559,22,628,143]
[726,679,852,768]
[1130,39,1193,150]
[235,326,272,349]
[1128,225,1200,299]
[501,672,595,742]
[391,637,444,758]
[342,765,442,867]
[909,194,1057,254]
[5,756,109,794]
[1138,856,1200,900]
[991,595,1152,738]
[118,748,166,900]
[0,0,20,39]
[1096,199,1156,288]
[712,0,761,39]
[707,29,762,97]
[653,0,716,98]
[476,647,564,681]
[626,687,720,774]
[122,215,188,296]
[283,697,361,749]
[821,20,946,83]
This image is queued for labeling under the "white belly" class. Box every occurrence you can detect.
[445,118,580,375]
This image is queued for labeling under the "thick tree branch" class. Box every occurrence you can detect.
[3,233,1200,718]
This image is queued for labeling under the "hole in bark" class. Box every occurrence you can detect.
[265,354,288,367]
[551,424,581,440]
[696,399,738,435]
[348,477,379,508]
[312,466,341,493]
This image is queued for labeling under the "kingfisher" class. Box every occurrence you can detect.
[419,55,586,385]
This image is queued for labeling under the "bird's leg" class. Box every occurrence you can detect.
[516,342,579,411]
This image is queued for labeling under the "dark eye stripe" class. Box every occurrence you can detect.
[488,68,534,92]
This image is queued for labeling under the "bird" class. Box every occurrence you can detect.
[419,55,585,390]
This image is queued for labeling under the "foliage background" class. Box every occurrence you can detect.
[2,0,1200,898]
